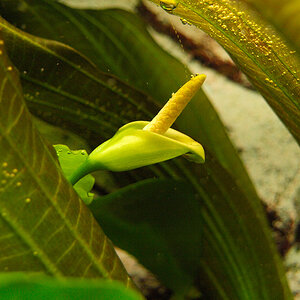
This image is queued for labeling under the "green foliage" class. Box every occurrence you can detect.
[0,273,143,300]
[0,0,257,198]
[0,34,135,286]
[54,145,95,204]
[150,0,300,144]
[90,179,203,296]
[241,0,300,55]
[0,0,297,299]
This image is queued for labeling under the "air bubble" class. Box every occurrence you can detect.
[180,18,192,26]
[160,0,178,13]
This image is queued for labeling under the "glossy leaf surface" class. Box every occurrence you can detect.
[0,273,143,300]
[149,0,300,144]
[0,33,134,288]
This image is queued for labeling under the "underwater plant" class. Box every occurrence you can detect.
[0,0,298,299]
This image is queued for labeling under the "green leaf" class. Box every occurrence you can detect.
[241,0,300,55]
[0,32,135,288]
[53,144,95,205]
[0,11,157,147]
[0,3,291,299]
[89,179,203,297]
[149,0,300,144]
[0,273,143,300]
[0,0,258,200]
[89,158,292,299]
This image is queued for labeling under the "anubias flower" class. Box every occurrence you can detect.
[69,74,206,185]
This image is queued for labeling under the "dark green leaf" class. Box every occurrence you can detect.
[0,33,135,288]
[0,273,143,300]
[91,157,292,299]
[0,3,291,299]
[0,0,258,199]
[54,144,95,205]
[0,12,157,147]
[149,0,300,144]
[90,179,203,296]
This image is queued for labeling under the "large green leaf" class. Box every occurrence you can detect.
[91,157,292,299]
[90,179,203,297]
[241,0,300,55]
[0,13,157,145]
[0,0,258,200]
[0,32,135,288]
[148,0,300,144]
[0,3,292,299]
[0,273,143,300]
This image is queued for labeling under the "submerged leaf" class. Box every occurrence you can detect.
[0,273,143,300]
[90,179,203,297]
[0,0,258,200]
[241,0,300,55]
[0,33,134,287]
[54,144,95,205]
[149,0,300,144]
[0,3,292,299]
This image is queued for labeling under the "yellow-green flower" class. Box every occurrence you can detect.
[69,74,206,185]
